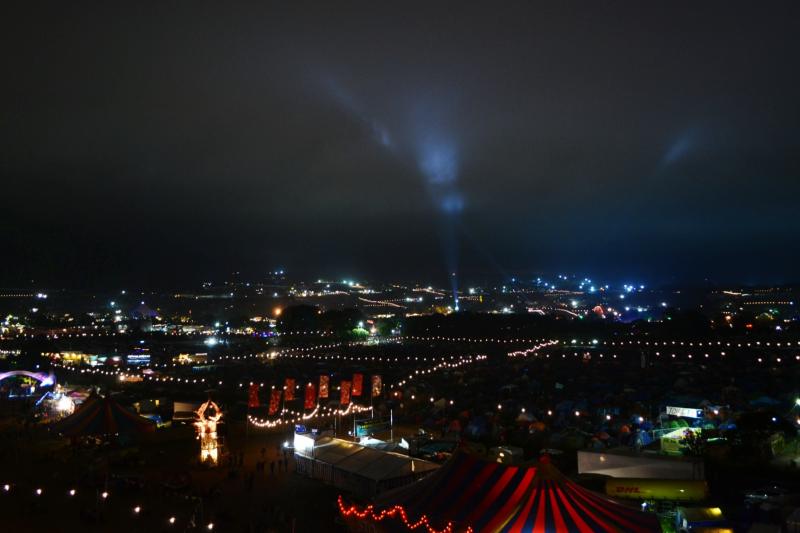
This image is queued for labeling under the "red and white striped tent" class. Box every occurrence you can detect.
[339,452,661,532]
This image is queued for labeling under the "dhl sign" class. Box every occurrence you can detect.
[614,486,641,494]
[606,478,707,501]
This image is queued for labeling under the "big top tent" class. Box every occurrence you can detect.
[51,391,156,438]
[339,452,661,532]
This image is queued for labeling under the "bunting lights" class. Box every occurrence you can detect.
[248,403,371,429]
[338,496,472,533]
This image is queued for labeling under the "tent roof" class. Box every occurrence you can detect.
[312,437,438,481]
[341,452,661,532]
[52,392,156,437]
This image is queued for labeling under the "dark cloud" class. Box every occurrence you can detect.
[1,1,799,287]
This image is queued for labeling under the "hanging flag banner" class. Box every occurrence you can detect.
[248,384,260,408]
[352,373,363,396]
[340,380,352,405]
[319,375,330,398]
[268,389,281,415]
[284,378,296,401]
[304,382,317,410]
[371,375,382,397]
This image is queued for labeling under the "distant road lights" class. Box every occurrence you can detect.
[497,404,502,410]
[101,491,109,499]
[207,523,215,530]
[547,410,553,416]
[134,506,141,514]
[169,517,176,525]
[521,407,526,413]
[605,414,612,421]
[574,410,580,417]
[638,416,644,423]
[35,488,42,495]
[69,489,76,496]
[3,484,10,492]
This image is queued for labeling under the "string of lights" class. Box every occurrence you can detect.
[390,354,487,389]
[406,335,550,344]
[247,403,372,428]
[599,339,800,348]
[507,340,560,358]
[0,482,215,530]
[338,495,471,533]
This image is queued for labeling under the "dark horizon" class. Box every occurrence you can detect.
[2,2,799,289]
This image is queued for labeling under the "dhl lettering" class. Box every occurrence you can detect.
[614,487,641,493]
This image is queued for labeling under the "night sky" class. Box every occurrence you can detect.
[2,2,799,288]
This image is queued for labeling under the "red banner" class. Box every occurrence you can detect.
[352,373,363,397]
[248,383,260,408]
[304,382,317,410]
[340,380,352,405]
[319,375,330,398]
[268,389,281,415]
[371,375,382,397]
[284,378,295,401]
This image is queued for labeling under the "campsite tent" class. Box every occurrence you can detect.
[52,392,156,437]
[340,452,661,532]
